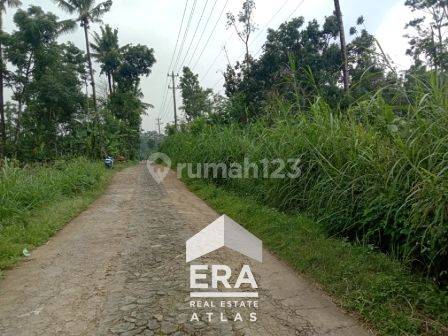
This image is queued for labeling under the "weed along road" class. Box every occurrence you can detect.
[0,164,372,335]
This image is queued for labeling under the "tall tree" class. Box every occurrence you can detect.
[226,0,256,68]
[90,24,119,95]
[224,16,344,117]
[0,0,22,158]
[106,42,155,159]
[4,6,77,148]
[334,0,349,92]
[405,0,448,71]
[3,6,85,160]
[114,44,155,91]
[179,66,212,121]
[53,0,112,111]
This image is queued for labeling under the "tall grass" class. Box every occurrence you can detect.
[0,158,108,269]
[161,75,448,284]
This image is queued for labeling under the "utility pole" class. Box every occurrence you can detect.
[223,45,231,67]
[156,117,163,135]
[168,71,179,129]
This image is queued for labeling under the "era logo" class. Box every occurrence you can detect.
[190,265,257,289]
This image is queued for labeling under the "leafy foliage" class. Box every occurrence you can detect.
[405,0,448,71]
[221,15,397,122]
[0,2,155,161]
[179,66,212,121]
[115,44,155,91]
[53,0,113,111]
[90,24,119,94]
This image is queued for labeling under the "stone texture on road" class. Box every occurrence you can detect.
[0,164,372,335]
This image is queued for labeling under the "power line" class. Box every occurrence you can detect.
[159,86,168,117]
[202,0,299,94]
[207,0,307,94]
[200,30,234,81]
[235,0,291,62]
[201,48,224,81]
[173,0,198,72]
[253,0,306,58]
[212,75,225,92]
[161,91,174,122]
[251,0,290,46]
[160,0,195,124]
[180,0,210,68]
[285,0,306,21]
[168,0,190,73]
[186,0,219,67]
[161,98,173,122]
[192,0,229,71]
[158,0,190,120]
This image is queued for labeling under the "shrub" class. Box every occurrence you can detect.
[160,77,448,284]
[0,158,106,229]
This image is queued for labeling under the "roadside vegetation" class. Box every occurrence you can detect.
[185,179,447,335]
[161,0,448,334]
[0,1,153,271]
[0,158,129,273]
[162,79,448,285]
[161,83,448,333]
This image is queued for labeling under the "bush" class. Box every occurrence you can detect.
[160,76,448,284]
[0,158,106,229]
[0,158,108,269]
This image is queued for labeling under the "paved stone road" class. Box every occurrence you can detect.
[0,164,372,335]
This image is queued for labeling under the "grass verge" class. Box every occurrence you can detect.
[0,160,134,275]
[184,178,448,336]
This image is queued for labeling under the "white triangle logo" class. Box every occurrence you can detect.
[186,215,262,263]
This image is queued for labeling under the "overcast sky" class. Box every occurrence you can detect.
[4,0,414,132]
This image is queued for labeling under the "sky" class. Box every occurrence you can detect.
[4,0,414,132]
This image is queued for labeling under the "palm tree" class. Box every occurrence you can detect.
[90,24,119,95]
[0,0,22,159]
[53,0,112,111]
[334,0,349,92]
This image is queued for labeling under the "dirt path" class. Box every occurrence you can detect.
[0,164,372,336]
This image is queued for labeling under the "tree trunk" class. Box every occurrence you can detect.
[15,99,22,145]
[334,0,349,92]
[245,40,250,67]
[83,20,97,111]
[15,52,33,146]
[107,72,112,96]
[83,19,101,158]
[0,11,5,159]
